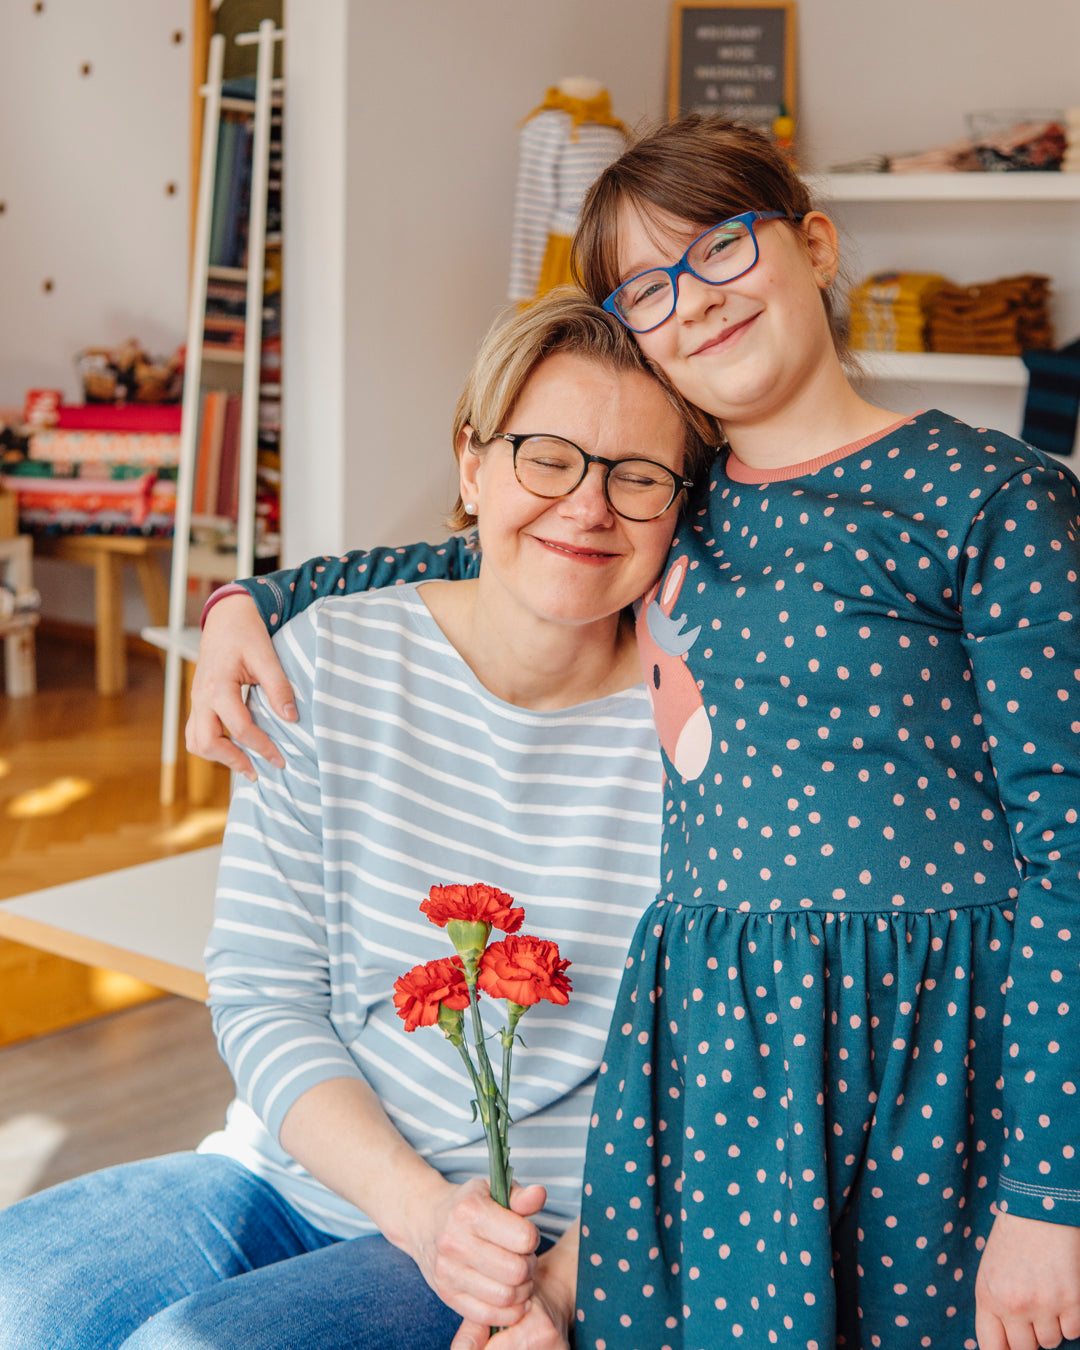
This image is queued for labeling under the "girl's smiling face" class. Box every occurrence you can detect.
[615,203,840,433]
[460,350,687,634]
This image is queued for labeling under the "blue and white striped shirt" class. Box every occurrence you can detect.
[199,584,662,1239]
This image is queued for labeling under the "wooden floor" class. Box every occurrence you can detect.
[0,627,231,900]
[0,995,235,1208]
[0,629,235,1203]
[0,628,231,1043]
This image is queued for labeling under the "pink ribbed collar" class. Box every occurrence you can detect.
[724,413,919,483]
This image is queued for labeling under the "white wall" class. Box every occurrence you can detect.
[282,0,1080,565]
[0,0,189,627]
[284,0,673,561]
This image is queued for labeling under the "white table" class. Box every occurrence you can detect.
[0,847,219,1001]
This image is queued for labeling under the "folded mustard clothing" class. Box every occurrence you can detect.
[922,273,1054,355]
[927,326,1054,356]
[848,271,948,352]
[852,303,929,324]
[929,336,1028,356]
[850,317,928,336]
[854,271,948,303]
[927,274,1049,312]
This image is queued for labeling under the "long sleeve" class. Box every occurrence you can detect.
[205,605,365,1141]
[235,535,479,632]
[958,460,1080,1221]
[509,113,562,302]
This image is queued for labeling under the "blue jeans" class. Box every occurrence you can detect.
[0,1152,465,1350]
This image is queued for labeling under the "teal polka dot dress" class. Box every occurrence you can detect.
[576,413,1080,1350]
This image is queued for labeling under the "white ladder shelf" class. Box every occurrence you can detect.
[144,18,282,804]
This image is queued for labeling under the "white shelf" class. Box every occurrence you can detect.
[811,172,1080,203]
[142,624,201,662]
[856,351,1028,387]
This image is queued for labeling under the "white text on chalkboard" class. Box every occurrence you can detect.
[696,24,764,39]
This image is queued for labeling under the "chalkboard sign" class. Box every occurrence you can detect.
[669,1,796,133]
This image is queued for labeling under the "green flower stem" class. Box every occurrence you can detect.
[463,973,510,1209]
[452,1033,506,1345]
[499,1003,527,1166]
[452,1038,484,1104]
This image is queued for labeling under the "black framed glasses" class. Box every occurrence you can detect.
[496,432,693,522]
[602,210,805,334]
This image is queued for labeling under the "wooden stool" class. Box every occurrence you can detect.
[0,535,38,697]
[34,535,171,695]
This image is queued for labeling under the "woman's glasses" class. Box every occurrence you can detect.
[603,210,804,334]
[495,433,693,522]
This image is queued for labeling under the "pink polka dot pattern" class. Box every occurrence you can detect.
[577,414,1080,1350]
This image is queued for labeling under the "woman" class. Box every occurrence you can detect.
[0,289,714,1350]
[189,117,1080,1350]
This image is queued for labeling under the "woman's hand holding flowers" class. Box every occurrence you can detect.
[400,1173,548,1331]
[450,1218,579,1350]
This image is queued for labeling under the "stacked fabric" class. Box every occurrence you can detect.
[969,118,1066,171]
[925,274,1053,355]
[0,404,179,537]
[848,271,947,352]
[888,141,981,174]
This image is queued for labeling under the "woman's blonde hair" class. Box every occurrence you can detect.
[447,286,719,532]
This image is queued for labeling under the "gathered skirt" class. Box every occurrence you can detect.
[575,898,1018,1350]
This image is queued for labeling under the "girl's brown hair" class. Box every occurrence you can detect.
[447,285,719,532]
[571,115,849,362]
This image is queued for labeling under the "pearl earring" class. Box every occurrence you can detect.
[464,502,477,515]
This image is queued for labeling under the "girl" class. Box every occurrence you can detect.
[569,115,1080,1350]
[189,119,1080,1350]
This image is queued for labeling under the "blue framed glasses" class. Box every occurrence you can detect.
[603,210,804,334]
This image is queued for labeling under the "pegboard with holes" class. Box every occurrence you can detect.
[0,0,190,407]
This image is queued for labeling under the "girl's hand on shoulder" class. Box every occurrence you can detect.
[186,593,297,778]
[975,1210,1080,1350]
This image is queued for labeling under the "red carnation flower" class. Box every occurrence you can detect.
[420,883,525,934]
[478,934,572,1008]
[392,955,470,1033]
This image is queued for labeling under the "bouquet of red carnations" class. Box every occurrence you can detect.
[392,883,572,1209]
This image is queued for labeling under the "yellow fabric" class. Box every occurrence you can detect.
[522,87,628,142]
[537,233,574,297]
[849,271,948,353]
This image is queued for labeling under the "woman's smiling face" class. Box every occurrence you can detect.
[614,203,839,431]
[460,350,687,632]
